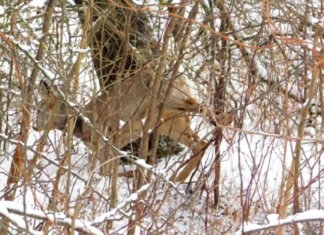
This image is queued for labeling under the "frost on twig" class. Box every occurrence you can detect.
[235,210,324,234]
[0,201,103,235]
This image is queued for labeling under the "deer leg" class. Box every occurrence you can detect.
[173,140,208,183]
[119,117,145,149]
[115,110,210,182]
[95,113,145,176]
[159,111,208,183]
[113,116,149,178]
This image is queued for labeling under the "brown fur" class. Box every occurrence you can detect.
[35,76,231,182]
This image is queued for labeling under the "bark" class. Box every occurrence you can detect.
[73,0,157,90]
[127,12,176,235]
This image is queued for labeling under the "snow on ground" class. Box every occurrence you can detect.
[1,108,324,234]
[1,1,324,234]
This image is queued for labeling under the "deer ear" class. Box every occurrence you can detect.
[40,79,51,95]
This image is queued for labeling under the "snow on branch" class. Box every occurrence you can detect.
[92,183,151,226]
[0,201,103,235]
[91,154,186,226]
[235,210,324,234]
[11,39,55,80]
[0,202,42,235]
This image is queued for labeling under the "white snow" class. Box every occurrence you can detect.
[0,201,103,235]
[26,0,47,7]
[1,1,324,234]
[235,210,324,234]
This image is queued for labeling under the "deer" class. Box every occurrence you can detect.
[34,73,232,183]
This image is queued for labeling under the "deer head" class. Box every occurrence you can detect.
[34,80,70,132]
